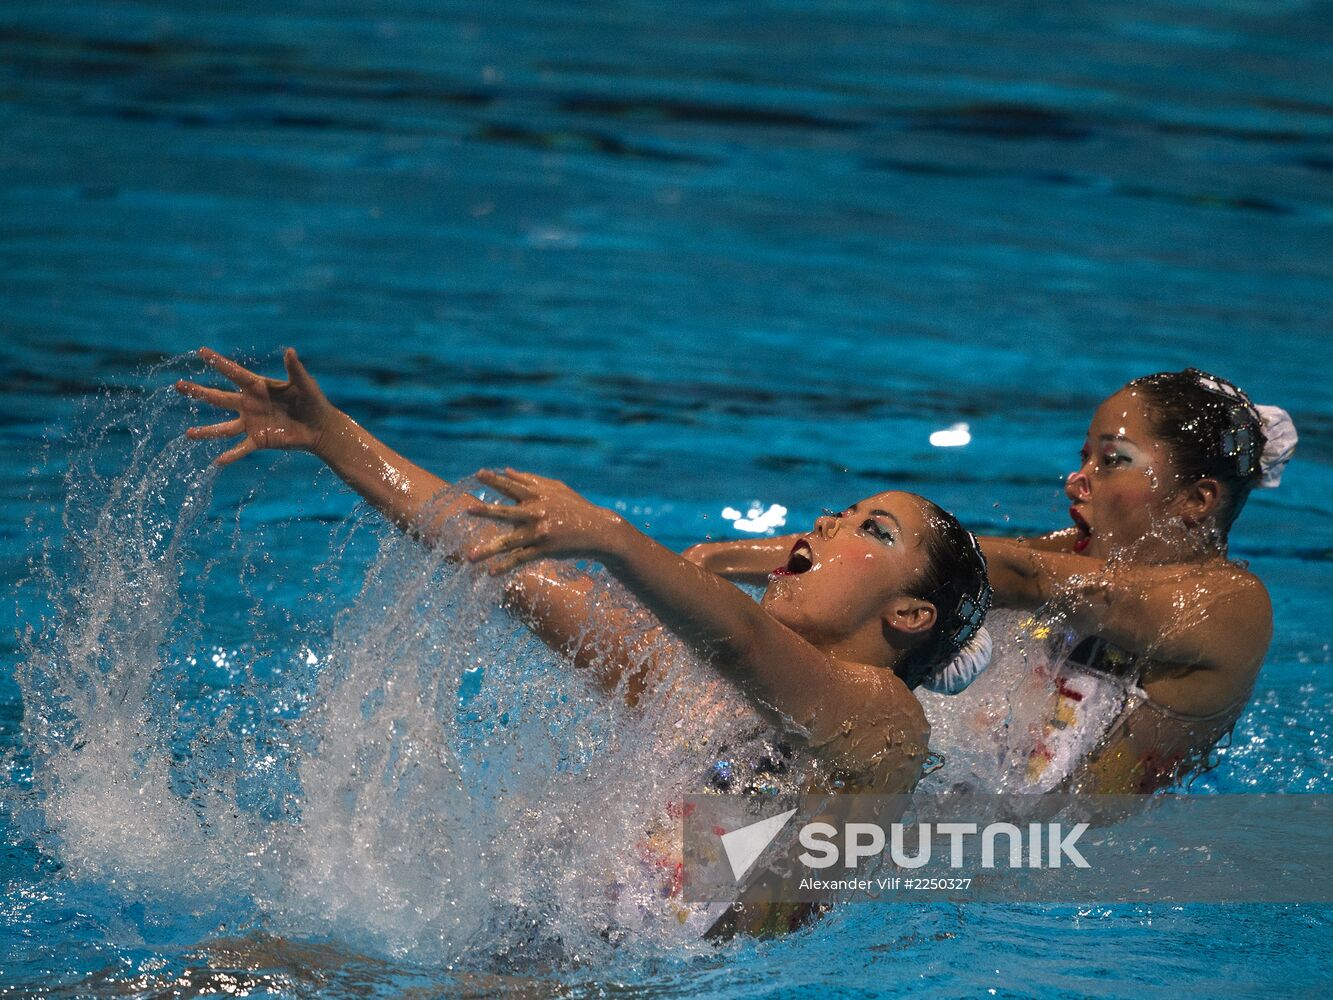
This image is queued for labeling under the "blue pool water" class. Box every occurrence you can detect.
[3,0,1332,995]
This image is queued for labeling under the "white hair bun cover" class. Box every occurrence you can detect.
[922,626,992,695]
[1256,404,1297,488]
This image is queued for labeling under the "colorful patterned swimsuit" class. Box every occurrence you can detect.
[1025,632,1248,793]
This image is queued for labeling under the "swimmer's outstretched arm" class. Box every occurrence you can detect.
[976,532,1082,605]
[681,536,794,584]
[176,347,468,539]
[468,470,920,779]
[980,529,1079,554]
[685,529,1078,585]
[175,348,668,702]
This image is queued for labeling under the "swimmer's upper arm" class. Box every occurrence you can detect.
[592,521,875,727]
[504,567,667,706]
[507,560,927,782]
[512,515,926,780]
[504,560,846,719]
[1063,560,1273,675]
[978,531,1083,608]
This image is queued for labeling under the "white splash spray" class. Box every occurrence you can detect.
[11,371,763,972]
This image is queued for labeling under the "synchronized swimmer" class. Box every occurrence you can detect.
[687,369,1297,793]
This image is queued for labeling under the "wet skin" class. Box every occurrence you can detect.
[681,384,1276,791]
[760,492,938,665]
[176,348,936,793]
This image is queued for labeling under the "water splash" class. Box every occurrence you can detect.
[9,365,763,974]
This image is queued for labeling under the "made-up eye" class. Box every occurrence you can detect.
[861,518,894,543]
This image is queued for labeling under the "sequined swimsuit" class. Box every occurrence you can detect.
[703,722,804,797]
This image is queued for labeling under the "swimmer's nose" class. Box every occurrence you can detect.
[814,513,840,539]
[1065,470,1091,502]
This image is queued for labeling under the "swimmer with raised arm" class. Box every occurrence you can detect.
[686,370,1297,793]
[175,347,991,933]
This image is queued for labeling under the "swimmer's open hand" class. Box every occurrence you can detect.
[175,347,336,466]
[465,468,627,573]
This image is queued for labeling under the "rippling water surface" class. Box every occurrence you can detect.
[2,1,1331,996]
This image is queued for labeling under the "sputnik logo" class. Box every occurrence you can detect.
[720,808,798,881]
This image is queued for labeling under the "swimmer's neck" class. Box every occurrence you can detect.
[799,627,912,684]
[1101,524,1229,567]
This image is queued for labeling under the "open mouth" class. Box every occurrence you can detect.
[772,538,815,576]
[1069,506,1093,554]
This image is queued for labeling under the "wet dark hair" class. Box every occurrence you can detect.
[897,498,992,689]
[1126,368,1266,535]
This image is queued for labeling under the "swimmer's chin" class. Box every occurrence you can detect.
[758,584,787,616]
[759,586,806,631]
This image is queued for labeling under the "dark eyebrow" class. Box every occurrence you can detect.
[848,502,903,532]
[1098,433,1138,446]
[868,509,903,530]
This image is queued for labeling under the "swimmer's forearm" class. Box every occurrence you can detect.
[690,530,1073,585]
[601,526,842,725]
[604,523,770,664]
[977,537,1049,608]
[682,535,796,583]
[977,531,1078,606]
[311,408,470,544]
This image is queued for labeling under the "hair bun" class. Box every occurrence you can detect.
[922,626,992,695]
[1255,404,1298,488]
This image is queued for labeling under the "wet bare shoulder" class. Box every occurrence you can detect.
[804,662,929,793]
[1167,559,1273,675]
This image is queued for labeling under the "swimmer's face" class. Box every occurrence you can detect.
[1065,390,1187,559]
[761,491,938,651]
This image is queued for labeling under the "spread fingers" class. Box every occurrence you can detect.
[186,418,244,441]
[214,439,257,467]
[486,547,541,574]
[198,347,265,389]
[475,468,537,501]
[466,501,537,523]
[176,379,242,410]
[466,529,538,563]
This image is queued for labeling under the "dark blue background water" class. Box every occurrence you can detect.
[3,1,1331,995]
